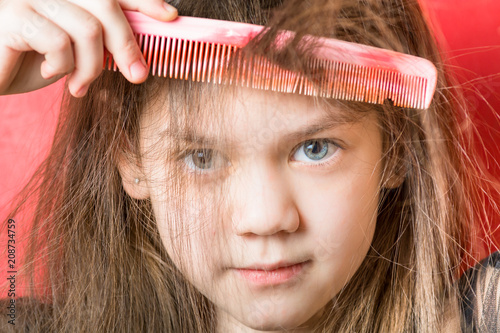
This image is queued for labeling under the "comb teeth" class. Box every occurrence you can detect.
[105,33,429,109]
[104,11,437,109]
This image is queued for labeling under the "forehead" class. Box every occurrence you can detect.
[144,85,367,146]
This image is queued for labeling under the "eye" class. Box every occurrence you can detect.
[183,148,229,173]
[291,139,341,165]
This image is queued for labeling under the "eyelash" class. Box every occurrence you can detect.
[177,138,344,176]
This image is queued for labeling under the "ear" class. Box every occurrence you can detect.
[116,153,150,200]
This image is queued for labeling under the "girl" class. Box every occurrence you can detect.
[1,0,499,332]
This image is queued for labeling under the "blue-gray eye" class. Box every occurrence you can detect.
[192,149,213,169]
[184,149,228,172]
[184,149,214,170]
[304,140,328,160]
[292,139,339,163]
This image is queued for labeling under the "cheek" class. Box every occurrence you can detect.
[292,171,379,301]
[295,164,379,265]
[149,188,222,280]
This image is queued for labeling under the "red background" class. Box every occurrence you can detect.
[0,1,499,272]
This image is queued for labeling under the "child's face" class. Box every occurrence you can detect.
[131,88,382,331]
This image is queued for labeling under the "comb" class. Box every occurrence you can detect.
[104,10,438,109]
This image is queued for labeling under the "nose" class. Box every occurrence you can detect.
[231,160,300,236]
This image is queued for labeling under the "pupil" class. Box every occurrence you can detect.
[304,140,328,160]
[193,149,213,169]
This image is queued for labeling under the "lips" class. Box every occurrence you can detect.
[239,260,307,271]
[234,260,311,286]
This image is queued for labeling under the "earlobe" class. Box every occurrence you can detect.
[117,154,150,200]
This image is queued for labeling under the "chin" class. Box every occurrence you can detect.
[245,321,302,332]
[241,310,316,332]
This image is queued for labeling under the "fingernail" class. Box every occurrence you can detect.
[163,2,177,13]
[129,59,148,81]
[74,85,88,98]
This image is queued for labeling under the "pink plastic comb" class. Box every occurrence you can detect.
[104,10,438,109]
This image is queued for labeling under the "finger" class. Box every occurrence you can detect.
[8,52,66,94]
[68,0,148,84]
[32,0,104,97]
[0,46,23,94]
[7,11,75,81]
[118,0,178,21]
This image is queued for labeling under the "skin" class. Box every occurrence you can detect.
[0,1,473,331]
[120,88,385,332]
[0,0,178,97]
[0,2,384,329]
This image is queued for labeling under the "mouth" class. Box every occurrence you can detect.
[234,260,311,286]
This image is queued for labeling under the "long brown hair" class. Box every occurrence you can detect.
[2,0,498,331]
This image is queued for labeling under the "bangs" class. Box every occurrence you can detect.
[138,75,374,166]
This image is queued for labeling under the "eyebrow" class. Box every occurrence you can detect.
[160,115,345,147]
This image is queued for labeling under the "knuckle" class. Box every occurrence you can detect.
[120,37,140,58]
[3,2,26,17]
[3,31,25,49]
[99,0,120,13]
[81,16,102,40]
[51,33,71,52]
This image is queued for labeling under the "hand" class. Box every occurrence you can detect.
[0,0,178,97]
